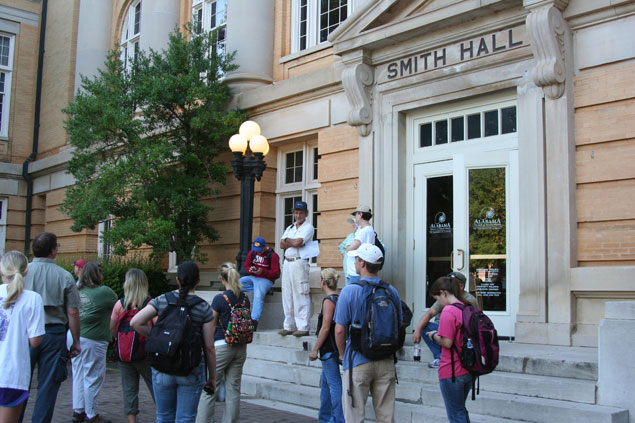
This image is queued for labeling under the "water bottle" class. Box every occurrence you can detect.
[467,338,474,349]
[413,343,421,361]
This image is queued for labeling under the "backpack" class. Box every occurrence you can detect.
[145,292,205,376]
[450,302,500,400]
[223,293,254,345]
[315,294,338,357]
[349,280,403,359]
[114,296,151,362]
[374,232,385,269]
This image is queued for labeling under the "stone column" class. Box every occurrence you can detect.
[224,0,274,92]
[523,0,577,345]
[597,301,635,422]
[75,0,113,93]
[139,0,179,53]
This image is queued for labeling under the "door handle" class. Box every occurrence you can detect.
[457,249,465,270]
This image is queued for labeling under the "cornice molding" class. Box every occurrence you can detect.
[526,4,568,99]
[341,62,374,137]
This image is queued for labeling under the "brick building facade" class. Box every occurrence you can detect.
[0,0,633,346]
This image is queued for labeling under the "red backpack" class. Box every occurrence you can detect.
[450,303,500,399]
[115,297,151,362]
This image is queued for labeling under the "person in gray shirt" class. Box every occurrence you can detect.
[23,232,81,423]
[412,272,476,369]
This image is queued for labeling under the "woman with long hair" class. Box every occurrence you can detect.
[426,276,473,423]
[195,262,250,423]
[109,269,155,423]
[70,262,118,423]
[131,261,215,423]
[309,268,344,423]
[0,251,44,423]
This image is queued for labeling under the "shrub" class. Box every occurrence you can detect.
[59,255,171,299]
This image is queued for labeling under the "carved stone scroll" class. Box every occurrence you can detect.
[526,5,568,99]
[342,63,374,137]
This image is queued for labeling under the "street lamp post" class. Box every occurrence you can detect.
[228,120,269,275]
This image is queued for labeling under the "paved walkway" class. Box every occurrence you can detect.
[23,361,317,423]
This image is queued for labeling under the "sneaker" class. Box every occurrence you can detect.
[72,412,86,423]
[86,415,112,423]
[278,329,294,336]
[293,330,309,337]
[428,358,440,368]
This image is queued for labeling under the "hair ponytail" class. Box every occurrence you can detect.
[430,276,473,306]
[176,261,200,301]
[219,262,241,297]
[2,251,28,309]
[320,268,340,290]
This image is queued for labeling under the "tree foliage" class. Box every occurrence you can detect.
[62,25,245,262]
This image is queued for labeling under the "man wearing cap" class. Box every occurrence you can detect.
[240,237,281,330]
[73,259,86,280]
[334,243,402,423]
[412,272,476,368]
[24,232,81,423]
[278,201,314,337]
[344,205,375,285]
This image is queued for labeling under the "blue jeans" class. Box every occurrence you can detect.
[152,364,205,423]
[439,374,472,423]
[318,355,344,423]
[26,324,68,423]
[239,276,273,322]
[421,322,441,360]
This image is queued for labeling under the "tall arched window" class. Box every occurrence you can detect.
[121,0,142,69]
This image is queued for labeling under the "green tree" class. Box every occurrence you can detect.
[62,25,245,262]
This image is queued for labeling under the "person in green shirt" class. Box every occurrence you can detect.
[69,262,118,423]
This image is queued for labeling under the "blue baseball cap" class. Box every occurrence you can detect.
[293,201,308,212]
[252,237,266,252]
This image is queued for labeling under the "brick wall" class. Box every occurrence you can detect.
[574,61,635,266]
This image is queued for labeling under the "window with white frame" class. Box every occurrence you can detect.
[291,0,353,53]
[192,0,227,57]
[97,218,113,260]
[0,34,14,138]
[120,0,142,69]
[0,198,7,255]
[277,143,320,264]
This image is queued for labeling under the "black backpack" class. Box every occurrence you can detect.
[315,294,338,357]
[145,292,205,376]
[374,232,385,269]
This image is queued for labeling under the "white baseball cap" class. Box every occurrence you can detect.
[347,243,384,264]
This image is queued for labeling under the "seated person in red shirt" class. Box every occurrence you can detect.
[239,237,280,330]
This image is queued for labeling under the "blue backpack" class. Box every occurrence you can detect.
[349,279,403,359]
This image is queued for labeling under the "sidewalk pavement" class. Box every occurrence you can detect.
[23,361,317,423]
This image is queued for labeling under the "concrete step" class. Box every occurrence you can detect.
[419,384,627,423]
[241,375,535,423]
[254,331,599,381]
[247,339,598,404]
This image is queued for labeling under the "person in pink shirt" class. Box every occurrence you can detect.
[425,276,475,423]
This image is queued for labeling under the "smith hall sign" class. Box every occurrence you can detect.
[382,26,528,82]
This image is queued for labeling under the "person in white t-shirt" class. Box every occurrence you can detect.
[345,205,376,284]
[0,251,45,422]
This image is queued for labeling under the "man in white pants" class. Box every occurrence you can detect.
[279,200,314,337]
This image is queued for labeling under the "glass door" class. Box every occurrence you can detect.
[414,151,518,336]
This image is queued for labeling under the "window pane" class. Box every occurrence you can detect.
[451,117,464,142]
[420,123,432,147]
[294,167,302,182]
[134,2,141,35]
[0,72,5,93]
[501,106,517,134]
[467,114,481,139]
[0,37,9,67]
[435,120,448,145]
[295,151,303,166]
[286,152,295,167]
[313,147,318,180]
[484,110,498,137]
